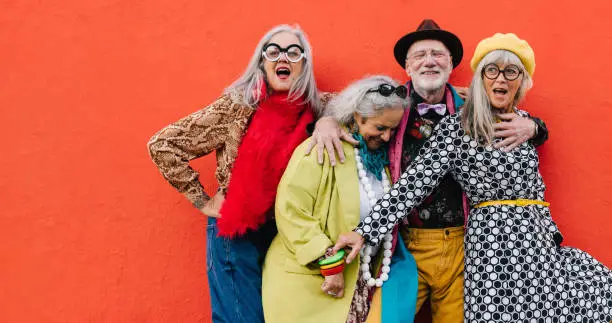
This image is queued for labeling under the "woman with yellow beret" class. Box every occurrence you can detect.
[334,33,612,322]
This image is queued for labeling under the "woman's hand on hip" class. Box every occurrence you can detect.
[199,192,225,218]
[333,231,365,264]
[321,272,345,298]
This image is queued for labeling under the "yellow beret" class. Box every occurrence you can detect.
[470,33,535,76]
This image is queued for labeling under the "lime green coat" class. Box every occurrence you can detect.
[262,138,363,323]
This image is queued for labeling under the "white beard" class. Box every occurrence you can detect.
[410,67,452,94]
[412,75,447,92]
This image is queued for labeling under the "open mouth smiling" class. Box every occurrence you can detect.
[421,70,440,76]
[275,67,291,80]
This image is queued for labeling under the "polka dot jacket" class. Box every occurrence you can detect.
[356,111,612,322]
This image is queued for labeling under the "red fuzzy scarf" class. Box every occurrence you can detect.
[217,91,314,237]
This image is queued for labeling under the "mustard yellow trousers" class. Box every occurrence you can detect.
[367,226,464,323]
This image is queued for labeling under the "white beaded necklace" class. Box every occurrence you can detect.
[354,148,394,287]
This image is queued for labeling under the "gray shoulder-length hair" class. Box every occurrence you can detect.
[224,24,320,115]
[328,75,410,126]
[461,50,534,144]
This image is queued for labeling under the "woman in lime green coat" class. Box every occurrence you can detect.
[262,75,410,323]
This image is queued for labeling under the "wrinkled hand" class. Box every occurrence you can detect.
[200,192,225,218]
[321,272,345,298]
[493,113,537,152]
[454,86,468,100]
[333,232,365,264]
[305,116,359,166]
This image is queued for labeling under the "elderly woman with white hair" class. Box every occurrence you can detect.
[148,25,321,323]
[263,75,419,323]
[334,34,612,322]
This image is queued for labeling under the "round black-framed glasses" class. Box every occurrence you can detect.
[482,63,523,81]
[262,43,305,63]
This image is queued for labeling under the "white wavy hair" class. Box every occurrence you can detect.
[224,24,320,115]
[328,75,410,126]
[461,49,534,144]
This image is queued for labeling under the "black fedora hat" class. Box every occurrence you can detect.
[393,19,463,69]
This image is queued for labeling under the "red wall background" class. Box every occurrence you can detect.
[2,0,611,322]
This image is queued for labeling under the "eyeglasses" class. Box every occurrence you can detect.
[482,63,523,81]
[262,43,305,63]
[366,84,408,99]
[406,49,450,63]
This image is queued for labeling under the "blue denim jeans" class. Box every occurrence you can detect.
[206,217,276,323]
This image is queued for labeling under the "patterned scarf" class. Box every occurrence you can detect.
[217,87,314,237]
[352,132,389,180]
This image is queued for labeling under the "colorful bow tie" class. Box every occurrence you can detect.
[416,103,446,116]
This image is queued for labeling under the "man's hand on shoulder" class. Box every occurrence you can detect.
[305,116,359,166]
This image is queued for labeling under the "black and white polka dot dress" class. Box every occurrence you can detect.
[356,112,612,322]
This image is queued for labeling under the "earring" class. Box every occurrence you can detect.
[350,120,359,134]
